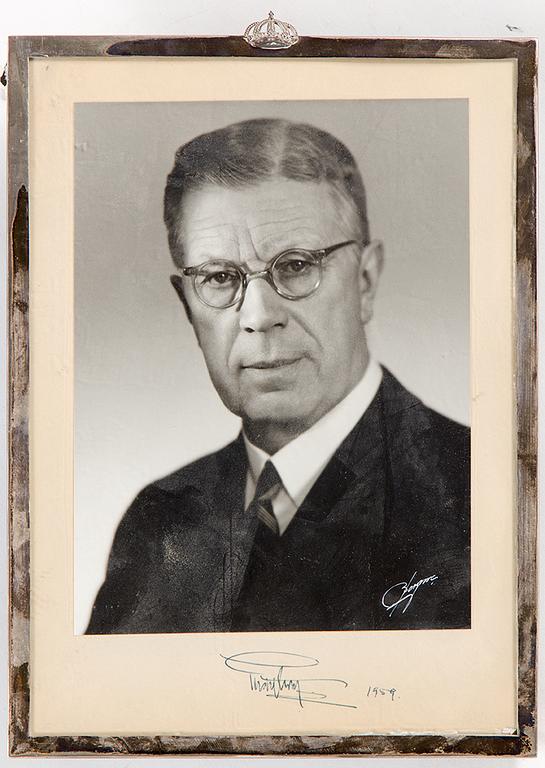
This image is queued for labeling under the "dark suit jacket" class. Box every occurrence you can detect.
[86,368,470,634]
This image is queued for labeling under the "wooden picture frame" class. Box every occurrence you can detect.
[8,32,537,756]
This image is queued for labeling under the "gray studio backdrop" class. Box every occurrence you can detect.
[74,99,469,633]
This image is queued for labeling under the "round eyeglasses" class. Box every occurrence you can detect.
[177,240,359,309]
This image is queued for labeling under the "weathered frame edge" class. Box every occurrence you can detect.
[7,34,537,758]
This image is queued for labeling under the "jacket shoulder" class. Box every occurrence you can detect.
[103,436,240,554]
[379,366,470,511]
[381,366,469,444]
[149,436,243,496]
[116,436,244,533]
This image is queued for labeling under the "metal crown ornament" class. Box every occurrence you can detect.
[244,11,299,50]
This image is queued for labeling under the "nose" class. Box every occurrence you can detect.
[238,276,288,333]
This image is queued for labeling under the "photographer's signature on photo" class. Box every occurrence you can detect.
[381,571,439,617]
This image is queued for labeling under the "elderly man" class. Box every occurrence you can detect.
[87,118,470,635]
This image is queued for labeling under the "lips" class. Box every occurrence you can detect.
[242,357,302,370]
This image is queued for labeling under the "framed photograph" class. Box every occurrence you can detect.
[8,27,537,757]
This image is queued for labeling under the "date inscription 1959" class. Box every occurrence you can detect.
[367,685,397,701]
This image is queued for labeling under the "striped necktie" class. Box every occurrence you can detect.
[250,460,282,535]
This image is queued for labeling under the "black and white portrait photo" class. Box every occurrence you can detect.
[75,100,470,636]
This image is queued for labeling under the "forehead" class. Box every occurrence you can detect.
[178,179,354,263]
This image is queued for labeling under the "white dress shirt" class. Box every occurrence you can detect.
[244,358,383,535]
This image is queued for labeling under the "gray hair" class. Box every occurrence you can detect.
[163,118,369,266]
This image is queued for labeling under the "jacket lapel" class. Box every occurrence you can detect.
[292,387,389,532]
[208,435,253,629]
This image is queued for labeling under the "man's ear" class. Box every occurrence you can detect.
[170,274,193,325]
[358,239,384,325]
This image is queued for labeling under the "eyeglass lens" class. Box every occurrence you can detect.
[194,250,321,308]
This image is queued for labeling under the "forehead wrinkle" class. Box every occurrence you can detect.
[249,215,316,231]
[250,220,317,252]
[183,233,240,262]
[186,220,232,233]
[252,225,323,254]
[183,218,235,236]
[183,220,236,243]
[252,201,318,226]
[250,198,318,220]
[245,210,322,258]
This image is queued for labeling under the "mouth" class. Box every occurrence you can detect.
[242,357,302,370]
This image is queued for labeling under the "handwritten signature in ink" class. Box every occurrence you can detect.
[221,651,357,709]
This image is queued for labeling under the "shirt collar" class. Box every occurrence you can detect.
[244,358,382,507]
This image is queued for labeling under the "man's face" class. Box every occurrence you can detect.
[176,178,381,441]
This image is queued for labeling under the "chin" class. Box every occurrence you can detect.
[240,390,309,427]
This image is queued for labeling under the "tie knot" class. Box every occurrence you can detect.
[254,460,282,500]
